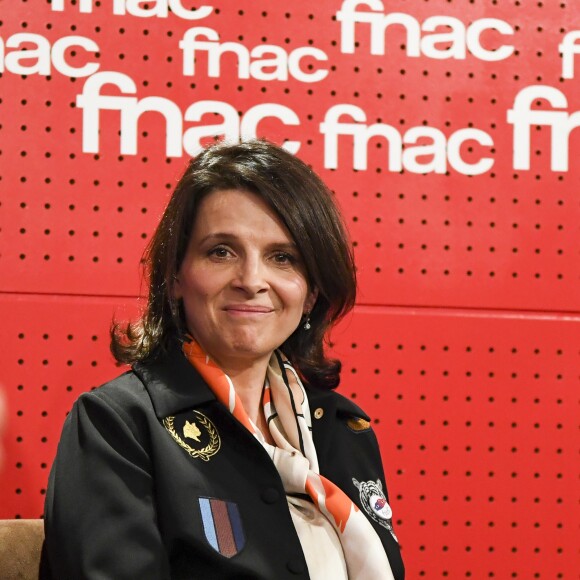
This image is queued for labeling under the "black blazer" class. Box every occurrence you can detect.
[45,344,404,579]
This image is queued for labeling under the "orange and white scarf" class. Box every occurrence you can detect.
[183,339,395,579]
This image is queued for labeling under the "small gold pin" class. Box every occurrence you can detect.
[183,420,201,442]
[314,407,324,419]
[347,417,371,432]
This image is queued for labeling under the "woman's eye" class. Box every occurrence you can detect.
[273,252,296,265]
[208,246,231,259]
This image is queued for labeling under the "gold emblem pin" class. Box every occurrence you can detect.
[163,411,221,462]
[347,417,371,432]
[183,420,201,442]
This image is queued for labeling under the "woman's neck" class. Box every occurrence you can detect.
[216,356,274,442]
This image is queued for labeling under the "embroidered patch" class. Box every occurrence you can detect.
[347,417,371,432]
[198,498,245,558]
[352,477,398,543]
[163,410,220,462]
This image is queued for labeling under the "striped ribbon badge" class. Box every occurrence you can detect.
[198,497,245,558]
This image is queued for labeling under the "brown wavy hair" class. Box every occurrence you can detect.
[111,139,357,389]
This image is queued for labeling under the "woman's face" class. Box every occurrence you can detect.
[175,189,317,370]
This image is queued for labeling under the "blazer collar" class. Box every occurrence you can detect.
[133,340,370,427]
[133,341,216,418]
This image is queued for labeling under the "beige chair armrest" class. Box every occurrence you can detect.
[0,519,48,580]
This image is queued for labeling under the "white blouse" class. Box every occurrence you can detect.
[287,495,349,580]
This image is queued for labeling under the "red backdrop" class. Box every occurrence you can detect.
[1,0,579,576]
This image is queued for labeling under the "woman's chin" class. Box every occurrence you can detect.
[204,332,273,363]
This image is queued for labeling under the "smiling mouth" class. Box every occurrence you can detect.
[223,306,274,315]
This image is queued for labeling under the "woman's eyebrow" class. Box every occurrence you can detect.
[199,233,297,250]
[198,232,237,244]
[267,242,299,252]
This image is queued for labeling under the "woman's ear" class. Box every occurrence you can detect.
[304,288,319,314]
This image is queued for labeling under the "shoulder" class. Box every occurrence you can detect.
[84,369,146,395]
[306,384,381,468]
[306,384,372,425]
[69,370,154,434]
[307,384,386,491]
[77,370,148,404]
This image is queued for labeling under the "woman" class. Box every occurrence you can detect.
[45,140,404,579]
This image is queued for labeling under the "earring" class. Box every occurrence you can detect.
[303,315,311,331]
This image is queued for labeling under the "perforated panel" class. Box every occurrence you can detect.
[332,308,579,576]
[0,295,138,515]
[1,0,578,577]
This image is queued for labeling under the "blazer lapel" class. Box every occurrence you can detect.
[133,341,217,418]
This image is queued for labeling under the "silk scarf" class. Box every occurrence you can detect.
[182,339,395,580]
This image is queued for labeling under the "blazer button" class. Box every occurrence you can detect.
[261,488,280,504]
[286,559,306,574]
[313,407,324,419]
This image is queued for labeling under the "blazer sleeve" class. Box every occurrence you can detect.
[44,388,171,580]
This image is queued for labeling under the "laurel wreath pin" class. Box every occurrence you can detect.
[163,411,221,462]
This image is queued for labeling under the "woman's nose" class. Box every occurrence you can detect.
[232,256,269,295]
